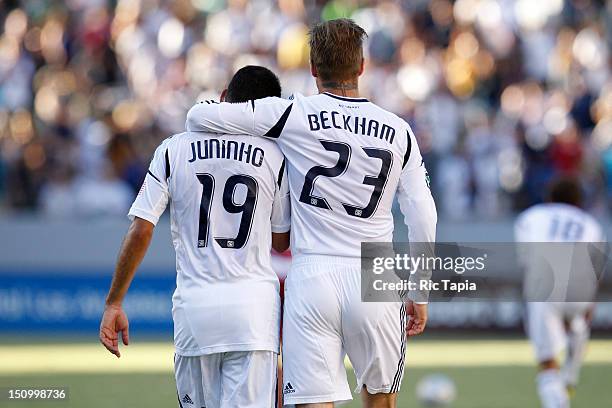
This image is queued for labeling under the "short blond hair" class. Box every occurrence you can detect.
[309,18,367,82]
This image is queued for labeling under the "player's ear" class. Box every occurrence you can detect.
[310,62,318,78]
[358,58,364,76]
[220,89,227,102]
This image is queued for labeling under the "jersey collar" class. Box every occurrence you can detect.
[323,92,369,103]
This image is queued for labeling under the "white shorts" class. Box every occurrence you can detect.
[526,302,591,362]
[174,351,278,408]
[281,256,407,405]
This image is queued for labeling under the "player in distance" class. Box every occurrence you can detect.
[185,18,437,408]
[99,66,291,408]
[515,178,606,408]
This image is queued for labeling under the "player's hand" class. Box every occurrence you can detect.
[99,304,130,358]
[406,301,428,337]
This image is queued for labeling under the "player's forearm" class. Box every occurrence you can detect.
[272,231,290,253]
[399,194,437,303]
[186,102,253,135]
[105,218,154,306]
[186,98,292,137]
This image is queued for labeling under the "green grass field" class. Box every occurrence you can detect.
[1,339,611,407]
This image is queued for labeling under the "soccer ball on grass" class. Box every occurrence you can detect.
[415,374,457,407]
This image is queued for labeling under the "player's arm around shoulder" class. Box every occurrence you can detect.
[185,96,295,138]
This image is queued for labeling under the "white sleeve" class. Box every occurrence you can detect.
[271,159,291,233]
[396,127,437,303]
[185,97,294,139]
[514,212,530,243]
[128,141,171,225]
[513,213,531,269]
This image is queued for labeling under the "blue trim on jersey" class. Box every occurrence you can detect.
[165,149,171,179]
[277,159,286,188]
[402,130,412,168]
[391,303,407,392]
[264,104,293,139]
[323,92,369,103]
[176,390,184,408]
[147,170,162,183]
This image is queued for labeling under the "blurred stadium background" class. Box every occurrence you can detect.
[0,0,610,406]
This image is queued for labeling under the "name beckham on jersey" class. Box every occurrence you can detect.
[307,110,396,144]
[188,139,264,167]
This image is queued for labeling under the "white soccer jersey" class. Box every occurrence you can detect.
[129,132,290,356]
[186,93,436,266]
[515,203,604,243]
[515,203,606,303]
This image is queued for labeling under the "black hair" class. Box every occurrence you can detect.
[548,177,583,207]
[225,65,281,103]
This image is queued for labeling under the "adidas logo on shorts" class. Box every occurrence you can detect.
[181,394,194,404]
[283,382,296,394]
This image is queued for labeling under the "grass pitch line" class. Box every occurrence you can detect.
[0,340,610,374]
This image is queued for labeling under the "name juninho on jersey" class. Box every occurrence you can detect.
[307,110,396,144]
[188,139,265,167]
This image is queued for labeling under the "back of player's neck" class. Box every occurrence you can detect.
[318,79,360,98]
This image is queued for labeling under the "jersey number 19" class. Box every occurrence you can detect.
[197,173,258,249]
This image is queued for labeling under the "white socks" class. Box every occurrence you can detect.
[537,369,569,408]
[562,316,589,387]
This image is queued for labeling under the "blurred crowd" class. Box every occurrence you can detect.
[0,0,610,220]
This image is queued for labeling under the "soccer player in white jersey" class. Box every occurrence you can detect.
[185,19,437,408]
[99,66,291,408]
[515,178,606,408]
